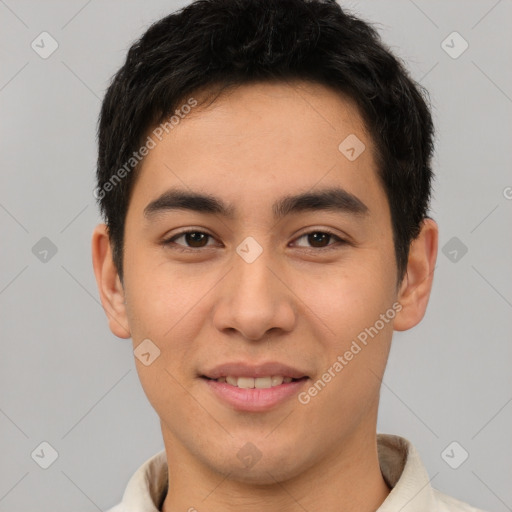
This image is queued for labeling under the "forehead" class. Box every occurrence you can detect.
[173,80,372,162]
[130,80,386,219]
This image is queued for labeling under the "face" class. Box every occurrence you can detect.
[96,81,425,485]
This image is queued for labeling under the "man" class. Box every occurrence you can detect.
[92,0,485,510]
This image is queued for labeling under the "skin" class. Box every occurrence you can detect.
[92,81,438,512]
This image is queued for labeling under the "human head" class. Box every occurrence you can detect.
[92,1,439,500]
[95,0,435,284]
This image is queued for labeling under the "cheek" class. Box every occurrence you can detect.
[295,251,396,398]
[123,246,193,333]
[298,256,396,335]
[122,264,209,412]
[299,291,394,433]
[123,258,219,373]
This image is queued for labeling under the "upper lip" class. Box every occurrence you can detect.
[201,361,309,380]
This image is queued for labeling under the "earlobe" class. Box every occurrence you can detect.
[394,218,438,332]
[91,224,131,339]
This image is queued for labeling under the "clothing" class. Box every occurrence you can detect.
[106,434,486,512]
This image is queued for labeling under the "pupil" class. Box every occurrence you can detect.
[187,232,207,247]
[184,232,330,249]
[308,232,329,247]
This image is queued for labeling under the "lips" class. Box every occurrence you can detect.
[201,361,309,381]
[219,375,295,388]
[200,361,310,411]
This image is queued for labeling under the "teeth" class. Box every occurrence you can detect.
[271,376,284,386]
[237,377,255,389]
[255,377,272,389]
[216,375,297,388]
[226,376,237,386]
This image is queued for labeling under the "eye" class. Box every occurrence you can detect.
[163,230,217,251]
[293,230,346,250]
[162,229,347,252]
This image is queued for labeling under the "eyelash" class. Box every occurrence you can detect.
[161,229,347,253]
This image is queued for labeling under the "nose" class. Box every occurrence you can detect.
[212,243,296,341]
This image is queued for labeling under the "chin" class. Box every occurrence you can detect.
[223,465,297,486]
[208,448,309,486]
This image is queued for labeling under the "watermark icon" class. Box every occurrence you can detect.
[236,236,263,263]
[338,134,366,161]
[32,237,58,263]
[134,338,161,366]
[503,186,512,200]
[441,441,469,469]
[237,442,262,469]
[93,97,198,200]
[31,441,59,469]
[442,236,468,263]
[441,31,469,59]
[298,302,402,405]
[31,31,59,59]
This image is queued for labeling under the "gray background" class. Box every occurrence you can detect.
[1,0,511,510]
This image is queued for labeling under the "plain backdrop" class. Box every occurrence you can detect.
[1,1,511,511]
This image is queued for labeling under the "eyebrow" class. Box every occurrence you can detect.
[143,186,369,220]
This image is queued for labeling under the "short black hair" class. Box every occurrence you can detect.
[96,0,435,283]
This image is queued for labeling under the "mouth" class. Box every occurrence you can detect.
[201,375,308,388]
[199,362,310,412]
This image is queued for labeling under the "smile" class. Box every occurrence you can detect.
[210,375,299,388]
[201,376,309,412]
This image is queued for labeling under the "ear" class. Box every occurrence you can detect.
[91,224,131,339]
[394,218,438,331]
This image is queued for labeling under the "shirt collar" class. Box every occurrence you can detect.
[114,434,437,512]
[376,434,436,511]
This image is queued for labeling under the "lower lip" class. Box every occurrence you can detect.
[202,377,308,412]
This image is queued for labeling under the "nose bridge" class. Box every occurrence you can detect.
[235,244,275,300]
[213,236,295,340]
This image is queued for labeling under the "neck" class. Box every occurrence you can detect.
[160,423,390,512]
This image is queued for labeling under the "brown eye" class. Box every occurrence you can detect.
[307,232,331,248]
[294,230,345,250]
[182,232,209,248]
[164,230,215,250]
